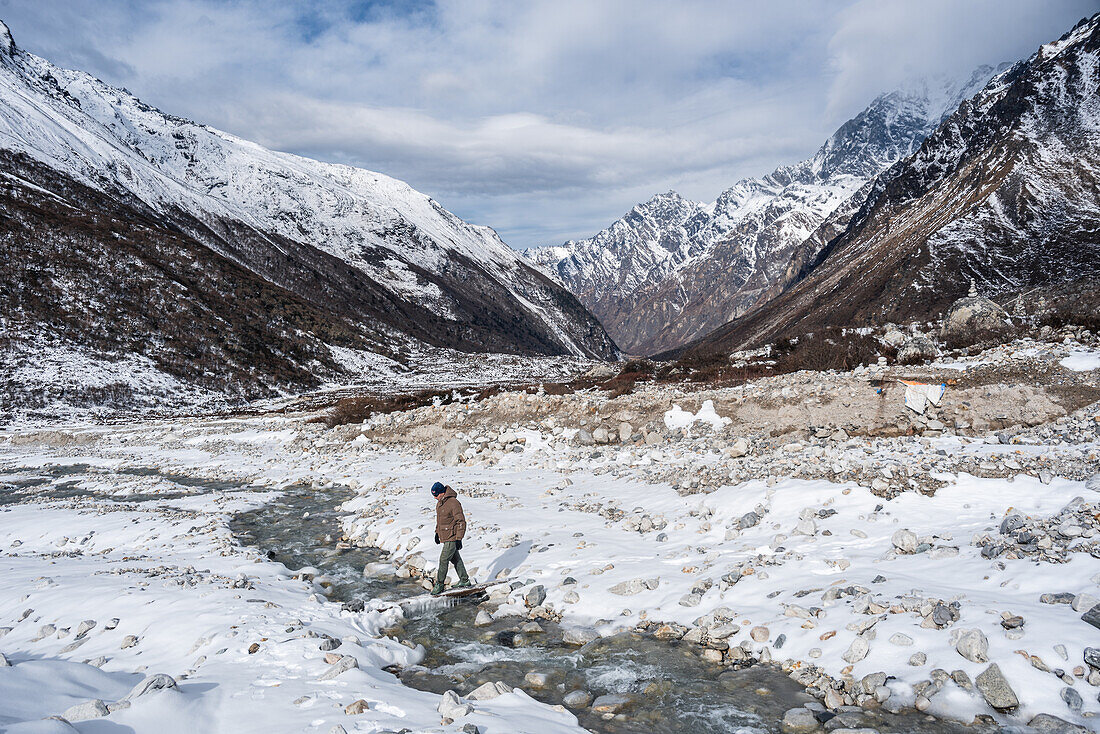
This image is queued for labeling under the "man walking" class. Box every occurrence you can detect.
[431,481,472,595]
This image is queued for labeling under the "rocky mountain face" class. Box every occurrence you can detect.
[529,69,998,355]
[682,13,1100,358]
[0,21,616,412]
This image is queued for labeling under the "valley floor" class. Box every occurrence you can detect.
[1,339,1098,733]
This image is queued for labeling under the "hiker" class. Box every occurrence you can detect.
[431,481,472,595]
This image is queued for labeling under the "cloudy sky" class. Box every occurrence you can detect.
[2,0,1092,248]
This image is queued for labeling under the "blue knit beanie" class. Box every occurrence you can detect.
[431,482,446,496]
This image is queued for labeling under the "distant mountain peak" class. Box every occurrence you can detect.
[527,66,1000,355]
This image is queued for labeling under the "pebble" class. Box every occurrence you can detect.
[750,626,769,642]
[889,633,913,647]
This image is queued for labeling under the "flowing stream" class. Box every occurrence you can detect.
[231,485,992,734]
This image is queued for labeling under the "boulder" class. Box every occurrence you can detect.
[891,529,918,554]
[524,585,547,608]
[563,689,592,708]
[468,681,512,700]
[954,629,989,663]
[1027,713,1090,733]
[123,673,178,700]
[975,663,1019,711]
[437,690,472,718]
[941,285,1011,344]
[440,439,469,467]
[780,707,819,733]
[562,627,599,646]
[61,700,108,722]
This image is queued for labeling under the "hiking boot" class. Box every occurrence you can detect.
[455,579,474,589]
[430,583,445,596]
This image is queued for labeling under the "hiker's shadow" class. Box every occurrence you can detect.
[485,540,532,580]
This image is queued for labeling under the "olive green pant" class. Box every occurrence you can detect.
[436,541,469,585]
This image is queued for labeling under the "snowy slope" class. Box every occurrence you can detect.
[685,14,1100,357]
[528,69,998,355]
[0,18,617,407]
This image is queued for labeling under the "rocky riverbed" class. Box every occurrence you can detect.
[1,336,1098,732]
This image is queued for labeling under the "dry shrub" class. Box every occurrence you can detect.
[773,328,884,373]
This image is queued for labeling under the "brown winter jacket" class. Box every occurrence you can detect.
[435,486,467,542]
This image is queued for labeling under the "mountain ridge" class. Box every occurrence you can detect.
[0,20,617,415]
[528,67,1001,355]
[678,13,1100,358]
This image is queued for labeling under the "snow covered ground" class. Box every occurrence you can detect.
[0,441,584,734]
[1,345,1098,732]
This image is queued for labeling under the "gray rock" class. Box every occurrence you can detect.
[576,430,595,446]
[1072,593,1100,612]
[468,681,512,700]
[1060,687,1083,712]
[909,652,927,666]
[318,637,340,651]
[460,724,482,734]
[123,673,178,700]
[61,700,108,722]
[954,629,989,663]
[437,689,472,718]
[891,529,918,554]
[0,653,8,667]
[780,706,819,733]
[931,603,958,627]
[1041,593,1076,605]
[842,637,870,664]
[889,633,913,646]
[1081,603,1100,631]
[74,620,96,639]
[1084,647,1100,670]
[975,663,1019,711]
[738,511,760,529]
[318,656,358,681]
[860,672,887,694]
[562,689,592,708]
[941,293,1010,342]
[524,585,547,608]
[119,635,138,649]
[562,627,599,646]
[440,439,469,466]
[1027,713,1089,733]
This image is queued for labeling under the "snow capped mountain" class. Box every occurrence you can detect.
[682,13,1100,357]
[0,20,616,414]
[528,67,999,355]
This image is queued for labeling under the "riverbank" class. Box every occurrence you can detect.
[0,461,584,733]
[1,339,1098,732]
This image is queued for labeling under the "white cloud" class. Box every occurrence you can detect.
[0,0,1093,247]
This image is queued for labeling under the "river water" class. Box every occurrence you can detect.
[230,484,993,734]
